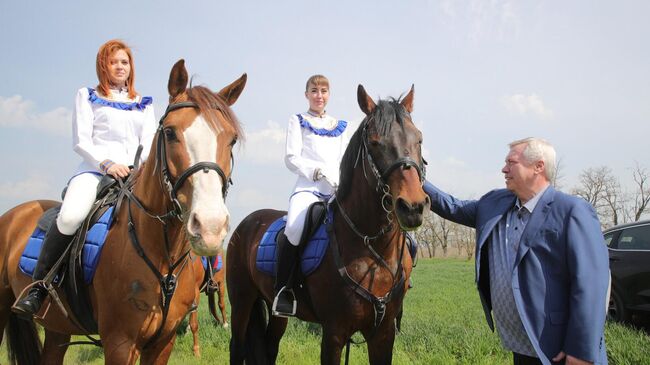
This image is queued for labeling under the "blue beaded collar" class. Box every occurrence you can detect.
[297,114,347,137]
[87,88,153,111]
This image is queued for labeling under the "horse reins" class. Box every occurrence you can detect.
[124,100,234,349]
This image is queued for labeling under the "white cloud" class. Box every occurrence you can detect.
[230,188,284,211]
[443,156,467,167]
[0,174,59,202]
[0,95,70,135]
[426,156,503,198]
[501,93,554,120]
[440,0,521,42]
[239,120,285,164]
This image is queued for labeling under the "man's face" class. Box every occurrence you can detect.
[501,144,538,197]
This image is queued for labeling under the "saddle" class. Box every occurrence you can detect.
[20,174,127,333]
[256,201,328,276]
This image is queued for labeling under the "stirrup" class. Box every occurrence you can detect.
[271,286,297,318]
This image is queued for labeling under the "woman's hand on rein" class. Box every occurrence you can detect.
[107,163,131,179]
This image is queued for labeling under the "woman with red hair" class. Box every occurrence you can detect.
[13,39,156,318]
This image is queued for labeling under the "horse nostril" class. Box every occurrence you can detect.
[189,213,202,236]
[414,201,424,215]
[396,198,411,214]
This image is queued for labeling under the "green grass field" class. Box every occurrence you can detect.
[3,259,650,364]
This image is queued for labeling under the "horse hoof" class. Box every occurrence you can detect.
[223,322,229,329]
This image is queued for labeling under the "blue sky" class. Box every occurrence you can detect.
[1,1,649,230]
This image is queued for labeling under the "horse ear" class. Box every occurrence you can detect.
[357,84,376,115]
[400,84,415,113]
[217,73,248,106]
[168,59,188,99]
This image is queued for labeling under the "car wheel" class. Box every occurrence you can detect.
[608,290,631,323]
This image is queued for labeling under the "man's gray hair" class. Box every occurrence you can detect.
[509,137,556,182]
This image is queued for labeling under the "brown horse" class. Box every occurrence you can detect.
[0,60,246,364]
[227,85,430,364]
[188,255,228,358]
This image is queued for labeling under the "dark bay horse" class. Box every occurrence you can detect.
[0,60,246,364]
[227,85,430,364]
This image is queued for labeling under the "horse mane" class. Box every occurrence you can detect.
[187,84,245,141]
[338,97,409,199]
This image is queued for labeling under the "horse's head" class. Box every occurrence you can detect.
[158,59,246,256]
[340,85,430,230]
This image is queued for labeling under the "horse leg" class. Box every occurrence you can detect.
[0,289,12,346]
[102,336,140,365]
[320,328,347,365]
[218,282,228,328]
[189,309,201,357]
[265,316,288,363]
[140,335,176,365]
[41,329,70,365]
[365,320,397,365]
[229,294,263,365]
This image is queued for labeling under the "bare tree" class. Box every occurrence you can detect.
[414,210,437,258]
[572,166,621,227]
[630,162,650,221]
[458,224,475,260]
[432,214,452,257]
[552,156,565,190]
[601,178,623,226]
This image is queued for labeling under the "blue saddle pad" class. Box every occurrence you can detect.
[19,206,114,284]
[256,213,330,277]
[201,254,224,272]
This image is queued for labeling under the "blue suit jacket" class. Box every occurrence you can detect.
[424,182,608,365]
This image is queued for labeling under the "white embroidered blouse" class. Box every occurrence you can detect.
[72,87,156,175]
[284,112,351,194]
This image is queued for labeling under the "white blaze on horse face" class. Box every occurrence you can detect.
[183,115,229,256]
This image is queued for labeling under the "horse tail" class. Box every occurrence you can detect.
[244,297,269,364]
[6,313,42,365]
[207,289,220,324]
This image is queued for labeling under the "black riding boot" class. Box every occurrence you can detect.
[272,233,299,317]
[12,224,73,319]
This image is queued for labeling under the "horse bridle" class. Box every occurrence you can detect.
[156,101,234,219]
[332,116,427,348]
[124,100,235,349]
[360,122,426,194]
[338,121,427,242]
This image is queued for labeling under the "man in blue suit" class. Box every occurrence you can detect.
[424,138,608,365]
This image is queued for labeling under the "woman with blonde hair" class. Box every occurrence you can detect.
[272,74,351,317]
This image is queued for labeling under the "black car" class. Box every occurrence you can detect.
[605,219,650,322]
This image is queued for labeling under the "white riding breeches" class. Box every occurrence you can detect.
[56,173,102,235]
[285,191,323,246]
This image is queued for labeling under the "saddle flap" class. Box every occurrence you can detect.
[299,201,327,245]
[37,205,61,231]
[96,174,118,200]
